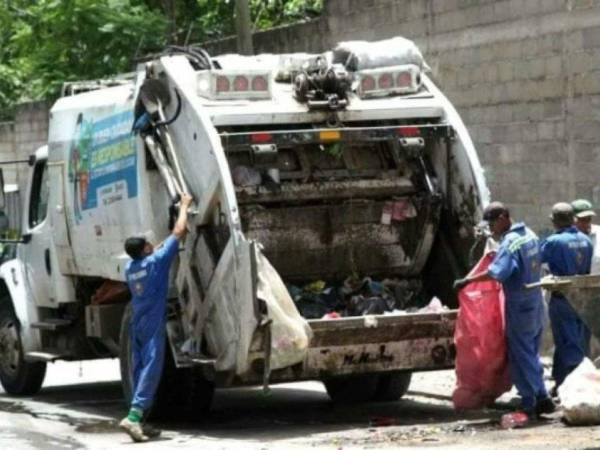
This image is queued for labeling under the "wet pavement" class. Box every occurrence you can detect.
[1,359,600,449]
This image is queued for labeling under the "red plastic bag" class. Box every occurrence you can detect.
[452,252,512,410]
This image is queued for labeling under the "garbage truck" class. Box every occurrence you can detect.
[0,37,489,410]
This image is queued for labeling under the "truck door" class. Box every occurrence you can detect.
[18,156,54,307]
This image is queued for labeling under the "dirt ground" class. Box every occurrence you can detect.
[1,359,600,449]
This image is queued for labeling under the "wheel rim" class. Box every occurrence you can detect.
[0,319,20,379]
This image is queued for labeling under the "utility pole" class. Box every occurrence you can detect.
[234,0,253,55]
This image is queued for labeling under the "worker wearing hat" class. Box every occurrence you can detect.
[542,203,593,392]
[453,202,554,419]
[572,199,600,273]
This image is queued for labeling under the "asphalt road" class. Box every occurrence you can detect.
[1,359,600,449]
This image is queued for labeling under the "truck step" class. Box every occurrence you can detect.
[25,351,66,362]
[30,318,73,331]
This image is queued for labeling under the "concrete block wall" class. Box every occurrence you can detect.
[13,102,49,197]
[0,101,49,231]
[0,122,17,184]
[323,0,600,233]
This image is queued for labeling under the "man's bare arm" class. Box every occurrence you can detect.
[173,194,193,240]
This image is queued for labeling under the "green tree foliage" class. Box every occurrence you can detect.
[195,0,323,42]
[0,0,167,119]
[0,0,323,120]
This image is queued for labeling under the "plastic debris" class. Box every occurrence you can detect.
[322,311,341,320]
[500,412,529,429]
[304,280,326,293]
[369,416,397,427]
[416,296,448,314]
[232,165,262,187]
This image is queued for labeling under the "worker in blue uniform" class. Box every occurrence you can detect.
[541,202,592,393]
[454,202,555,419]
[119,193,193,442]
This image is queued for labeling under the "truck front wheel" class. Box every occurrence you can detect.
[373,372,412,401]
[323,374,379,403]
[0,304,46,395]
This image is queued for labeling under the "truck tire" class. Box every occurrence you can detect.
[323,374,379,403]
[0,303,46,395]
[119,303,214,419]
[373,372,412,402]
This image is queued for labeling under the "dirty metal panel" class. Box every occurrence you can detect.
[242,200,438,281]
[306,338,455,377]
[235,178,414,205]
[308,312,457,346]
[304,312,456,377]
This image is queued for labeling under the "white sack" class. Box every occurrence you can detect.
[256,250,313,370]
[333,36,430,71]
[558,357,600,425]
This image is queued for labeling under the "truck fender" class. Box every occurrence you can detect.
[0,258,41,353]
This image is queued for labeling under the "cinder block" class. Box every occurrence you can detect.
[527,58,546,79]
[498,62,514,82]
[582,27,600,50]
[544,55,562,78]
[537,121,556,140]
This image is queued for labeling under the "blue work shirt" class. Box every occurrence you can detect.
[541,226,592,276]
[125,235,179,339]
[488,222,542,300]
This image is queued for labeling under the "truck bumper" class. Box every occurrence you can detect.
[232,310,457,386]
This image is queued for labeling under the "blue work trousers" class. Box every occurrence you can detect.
[505,294,548,411]
[549,295,590,387]
[131,325,166,412]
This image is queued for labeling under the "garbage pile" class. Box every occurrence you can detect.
[287,277,448,319]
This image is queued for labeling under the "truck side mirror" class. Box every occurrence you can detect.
[0,169,6,210]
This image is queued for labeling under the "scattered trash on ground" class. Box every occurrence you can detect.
[559,357,600,425]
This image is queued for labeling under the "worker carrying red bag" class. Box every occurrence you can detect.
[452,249,511,410]
[453,202,556,420]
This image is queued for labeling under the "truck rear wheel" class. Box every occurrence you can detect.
[0,304,46,395]
[323,374,379,403]
[373,372,412,402]
[119,303,214,418]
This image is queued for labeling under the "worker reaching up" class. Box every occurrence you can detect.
[453,202,555,422]
[119,193,193,442]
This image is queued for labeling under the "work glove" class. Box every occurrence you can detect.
[453,278,469,291]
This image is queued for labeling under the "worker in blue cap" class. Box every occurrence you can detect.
[453,202,554,420]
[541,202,593,395]
[119,193,193,442]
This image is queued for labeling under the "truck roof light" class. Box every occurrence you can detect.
[396,72,412,88]
[216,75,230,92]
[378,73,393,90]
[252,75,268,91]
[233,75,249,92]
[361,75,376,92]
[197,70,272,100]
[250,132,273,144]
[357,64,421,99]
